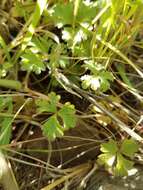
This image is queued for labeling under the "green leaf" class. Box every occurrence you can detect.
[42,115,63,140]
[115,153,134,176]
[58,102,76,130]
[98,153,116,167]
[0,62,13,78]
[99,71,114,92]
[100,139,118,154]
[58,57,69,69]
[36,92,60,113]
[116,64,133,88]
[81,61,114,92]
[0,97,13,145]
[76,1,97,23]
[50,3,73,27]
[0,35,12,64]
[21,0,48,51]
[50,1,97,28]
[0,118,13,145]
[21,50,45,74]
[98,139,137,176]
[0,79,22,90]
[30,36,52,53]
[84,61,104,74]
[36,93,76,140]
[121,139,139,158]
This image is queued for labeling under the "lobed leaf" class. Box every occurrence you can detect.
[98,153,116,167]
[36,92,60,113]
[58,102,77,130]
[121,139,139,158]
[100,139,118,154]
[21,50,45,74]
[114,153,134,176]
[42,115,63,140]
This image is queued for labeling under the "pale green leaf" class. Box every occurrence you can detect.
[58,58,69,69]
[81,75,100,91]
[114,153,134,176]
[98,153,116,167]
[30,36,52,53]
[21,50,45,74]
[0,118,13,145]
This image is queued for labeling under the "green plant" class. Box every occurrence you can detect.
[0,0,143,189]
[0,96,19,190]
[36,92,77,140]
[0,97,13,145]
[98,139,139,176]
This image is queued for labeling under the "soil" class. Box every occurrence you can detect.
[86,165,143,190]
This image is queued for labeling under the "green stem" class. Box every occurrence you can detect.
[0,79,22,90]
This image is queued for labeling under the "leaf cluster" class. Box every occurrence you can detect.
[98,139,139,176]
[36,92,77,140]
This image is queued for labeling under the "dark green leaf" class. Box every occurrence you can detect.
[100,139,118,154]
[0,97,13,145]
[121,139,139,158]
[31,36,52,53]
[36,92,60,113]
[50,3,73,27]
[43,115,63,140]
[58,102,76,130]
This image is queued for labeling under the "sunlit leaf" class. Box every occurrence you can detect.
[81,75,100,91]
[98,153,116,167]
[114,153,134,176]
[21,50,45,74]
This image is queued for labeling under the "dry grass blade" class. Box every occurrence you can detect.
[54,72,143,141]
[41,163,91,190]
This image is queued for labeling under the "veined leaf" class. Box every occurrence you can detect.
[36,93,77,140]
[0,118,13,145]
[43,115,63,140]
[114,153,134,176]
[30,36,52,53]
[58,102,76,130]
[0,97,13,145]
[121,139,139,158]
[98,139,139,176]
[100,139,118,154]
[36,92,60,113]
[98,153,116,167]
[22,0,48,51]
[50,3,73,27]
[21,50,45,74]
